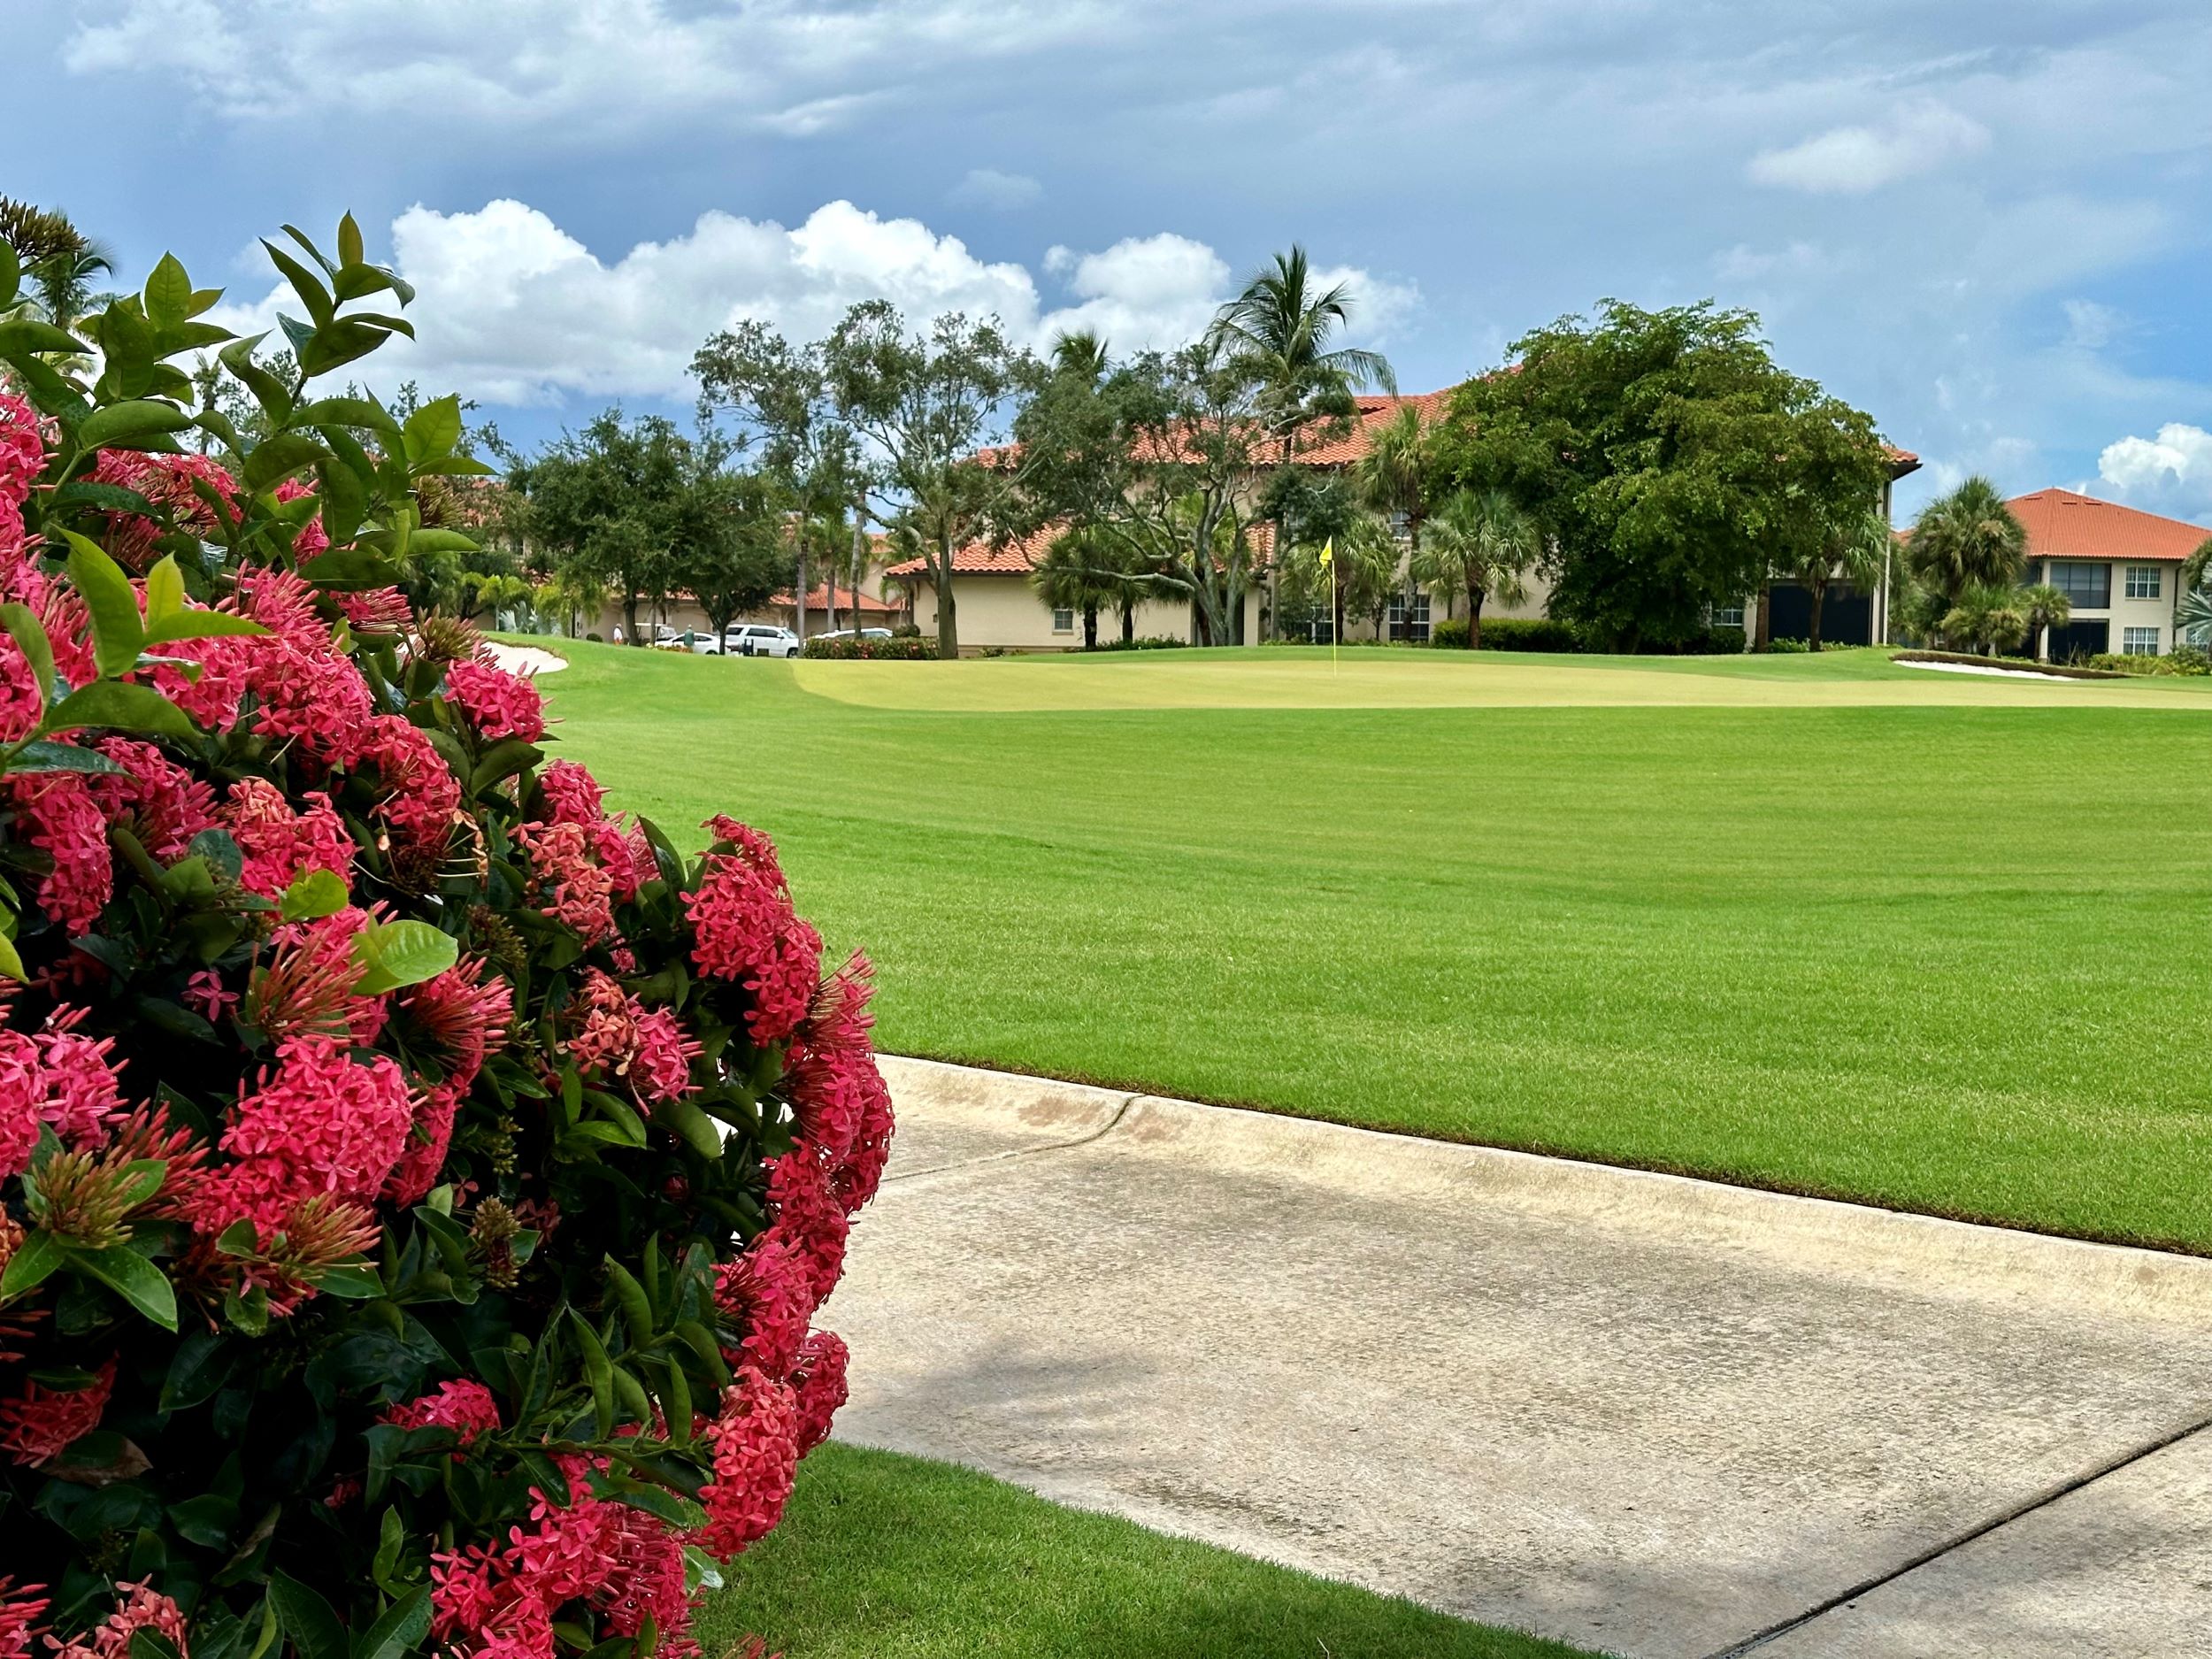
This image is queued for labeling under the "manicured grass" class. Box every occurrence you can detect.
[531,640,2212,1250]
[695,1443,1594,1658]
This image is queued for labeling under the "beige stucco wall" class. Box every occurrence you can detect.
[2029,559,2180,657]
[903,578,1204,651]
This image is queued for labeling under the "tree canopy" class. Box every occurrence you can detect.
[1434,301,1891,650]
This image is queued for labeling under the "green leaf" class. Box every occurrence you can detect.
[242,433,327,494]
[403,528,480,555]
[145,254,194,327]
[0,932,22,983]
[351,1588,430,1659]
[142,611,273,647]
[9,741,126,774]
[0,239,15,309]
[289,396,402,448]
[568,1310,617,1441]
[261,243,335,329]
[0,317,88,357]
[77,399,193,452]
[1,603,55,706]
[144,555,186,622]
[652,1097,723,1160]
[129,1630,182,1659]
[297,545,398,590]
[402,396,463,464]
[61,531,146,676]
[219,335,295,426]
[336,213,365,270]
[268,1572,346,1659]
[73,1244,180,1331]
[0,1229,63,1296]
[350,918,458,995]
[42,680,195,741]
[111,1158,167,1210]
[308,1264,382,1300]
[279,869,349,924]
[190,827,245,881]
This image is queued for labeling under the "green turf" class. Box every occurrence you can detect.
[529,639,2212,1250]
[695,1442,1594,1658]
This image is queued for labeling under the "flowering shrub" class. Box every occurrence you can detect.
[0,224,891,1659]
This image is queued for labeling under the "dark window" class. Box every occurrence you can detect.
[2051,561,2110,608]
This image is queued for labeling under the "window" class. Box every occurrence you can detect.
[2050,561,2111,608]
[2124,626,2161,657]
[1711,604,1746,629]
[1386,591,1431,641]
[1050,606,1075,634]
[2125,565,2162,600]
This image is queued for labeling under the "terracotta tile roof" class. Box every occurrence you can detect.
[1287,390,1458,467]
[885,521,1278,580]
[772,584,902,613]
[2009,488,2210,564]
[1884,444,1920,476]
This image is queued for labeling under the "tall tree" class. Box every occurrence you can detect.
[1209,246,1395,636]
[1435,301,1890,651]
[1009,340,1271,647]
[1411,488,1539,649]
[521,409,694,641]
[2019,582,2072,661]
[1906,478,2026,611]
[818,302,1043,658]
[1356,402,1436,631]
[1786,503,1892,651]
[1941,581,2029,657]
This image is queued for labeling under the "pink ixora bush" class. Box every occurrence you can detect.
[0,221,889,1659]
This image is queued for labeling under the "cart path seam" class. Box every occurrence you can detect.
[876,1094,1140,1188]
[1702,1405,2212,1657]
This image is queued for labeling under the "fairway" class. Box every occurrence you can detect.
[534,641,2212,1250]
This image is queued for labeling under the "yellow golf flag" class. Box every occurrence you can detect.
[1317,538,1334,572]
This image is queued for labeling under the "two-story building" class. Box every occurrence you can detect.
[2007,489,2208,660]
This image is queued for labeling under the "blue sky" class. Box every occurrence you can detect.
[8,0,2212,521]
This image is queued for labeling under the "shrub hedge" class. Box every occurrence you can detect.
[799,636,935,660]
[0,222,887,1659]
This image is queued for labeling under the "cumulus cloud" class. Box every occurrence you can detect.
[2099,423,2212,506]
[208,199,1409,407]
[2062,299,2124,350]
[1748,101,1990,195]
[949,169,1042,211]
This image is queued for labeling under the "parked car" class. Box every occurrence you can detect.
[649,626,723,654]
[813,627,895,643]
[724,624,802,658]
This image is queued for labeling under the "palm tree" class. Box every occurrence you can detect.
[29,239,118,330]
[1941,581,2028,657]
[1907,477,2026,610]
[1410,489,1539,649]
[1209,246,1395,637]
[1337,512,1402,641]
[1788,506,1892,651]
[1029,526,1133,650]
[2019,583,2071,661]
[1356,403,1435,633]
[1050,329,1110,382]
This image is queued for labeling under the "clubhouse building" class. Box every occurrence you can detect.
[2004,488,2208,661]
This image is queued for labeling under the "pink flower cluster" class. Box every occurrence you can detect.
[87,739,218,861]
[0,1013,126,1179]
[188,1037,414,1245]
[223,779,356,899]
[388,959,512,1205]
[44,1581,190,1659]
[87,447,237,571]
[432,1450,699,1659]
[4,772,113,935]
[0,1358,114,1468]
[445,657,546,742]
[0,1576,48,1659]
[685,824,822,1042]
[561,971,699,1104]
[696,1366,800,1558]
[381,1379,503,1448]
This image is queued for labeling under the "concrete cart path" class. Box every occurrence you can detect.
[828,1058,2212,1658]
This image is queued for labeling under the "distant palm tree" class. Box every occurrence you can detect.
[29,238,118,329]
[1941,581,2029,657]
[1356,403,1437,632]
[1908,477,2026,606]
[1031,526,1145,649]
[1049,329,1110,382]
[1788,506,1892,651]
[1410,489,1538,649]
[1210,246,1395,639]
[2019,583,2071,661]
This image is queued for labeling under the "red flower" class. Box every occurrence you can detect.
[0,1575,50,1659]
[696,1366,800,1559]
[628,1007,701,1104]
[685,829,821,1043]
[381,1379,503,1448]
[714,1234,816,1379]
[5,771,112,934]
[44,1580,190,1659]
[87,738,218,862]
[0,1359,114,1467]
[224,779,357,900]
[445,657,545,743]
[764,1145,849,1304]
[791,1331,849,1455]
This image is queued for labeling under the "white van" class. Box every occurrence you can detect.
[724,625,802,658]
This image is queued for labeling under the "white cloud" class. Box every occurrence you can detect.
[2062,299,2124,350]
[949,169,1042,211]
[208,198,1409,407]
[1713,241,1824,283]
[1748,100,1989,194]
[62,0,1099,141]
[2099,423,2212,502]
